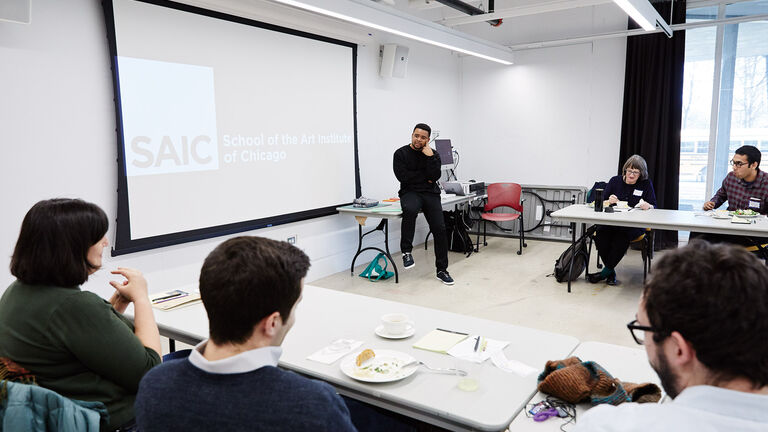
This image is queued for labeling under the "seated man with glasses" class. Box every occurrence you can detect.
[575,241,768,431]
[692,145,768,247]
[587,154,656,286]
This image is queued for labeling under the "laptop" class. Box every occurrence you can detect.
[442,182,466,196]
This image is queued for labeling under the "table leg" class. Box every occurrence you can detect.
[567,222,576,293]
[350,219,399,283]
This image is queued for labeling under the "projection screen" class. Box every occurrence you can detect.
[103,0,360,255]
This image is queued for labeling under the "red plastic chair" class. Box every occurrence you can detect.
[478,183,527,255]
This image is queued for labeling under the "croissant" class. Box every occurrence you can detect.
[356,349,375,366]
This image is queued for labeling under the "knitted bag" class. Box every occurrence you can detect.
[537,356,661,405]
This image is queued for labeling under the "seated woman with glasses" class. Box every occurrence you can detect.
[588,154,657,285]
[0,199,162,431]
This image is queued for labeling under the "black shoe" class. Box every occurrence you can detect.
[606,272,620,286]
[436,271,455,285]
[402,253,415,269]
[587,272,607,284]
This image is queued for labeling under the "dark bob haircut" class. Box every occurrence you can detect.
[11,198,109,287]
[199,236,310,345]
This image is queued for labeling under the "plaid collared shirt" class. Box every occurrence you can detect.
[711,169,768,214]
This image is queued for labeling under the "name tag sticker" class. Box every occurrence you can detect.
[633,189,643,197]
[749,201,760,209]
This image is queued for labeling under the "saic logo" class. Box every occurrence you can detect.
[125,134,219,176]
[130,135,215,168]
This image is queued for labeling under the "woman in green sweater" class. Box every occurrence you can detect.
[0,199,162,431]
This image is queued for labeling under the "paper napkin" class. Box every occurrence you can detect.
[446,335,509,364]
[490,351,538,376]
[731,216,752,224]
[307,339,363,364]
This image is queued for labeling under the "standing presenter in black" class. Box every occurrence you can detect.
[393,123,454,285]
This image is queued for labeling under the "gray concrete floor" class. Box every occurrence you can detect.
[311,237,667,349]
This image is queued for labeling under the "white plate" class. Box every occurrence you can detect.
[712,213,731,219]
[730,212,760,218]
[340,349,417,383]
[374,324,415,339]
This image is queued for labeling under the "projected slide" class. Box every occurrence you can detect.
[106,0,357,251]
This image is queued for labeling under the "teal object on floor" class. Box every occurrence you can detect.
[359,253,394,282]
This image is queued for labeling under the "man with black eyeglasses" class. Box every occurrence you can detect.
[703,145,768,214]
[574,241,768,432]
[691,145,768,246]
[690,145,768,247]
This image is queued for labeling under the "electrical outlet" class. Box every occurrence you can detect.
[287,235,297,244]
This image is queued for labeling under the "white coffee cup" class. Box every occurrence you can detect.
[381,313,413,335]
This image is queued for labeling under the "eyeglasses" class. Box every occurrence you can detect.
[626,319,658,345]
[730,160,749,168]
[625,169,641,176]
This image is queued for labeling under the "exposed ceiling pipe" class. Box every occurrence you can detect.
[434,0,503,26]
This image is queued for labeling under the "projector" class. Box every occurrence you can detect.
[461,181,485,194]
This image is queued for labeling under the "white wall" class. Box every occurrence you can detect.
[455,7,628,187]
[0,0,461,296]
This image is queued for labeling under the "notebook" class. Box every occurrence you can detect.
[150,289,202,311]
[413,329,468,353]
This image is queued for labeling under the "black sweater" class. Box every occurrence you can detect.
[393,144,442,196]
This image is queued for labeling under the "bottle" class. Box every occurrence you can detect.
[594,189,604,212]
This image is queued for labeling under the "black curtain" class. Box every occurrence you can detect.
[619,0,686,250]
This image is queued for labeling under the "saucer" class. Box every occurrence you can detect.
[375,324,415,339]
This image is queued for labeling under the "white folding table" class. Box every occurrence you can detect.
[139,285,579,431]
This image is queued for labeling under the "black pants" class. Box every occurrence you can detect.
[400,191,449,272]
[594,225,643,270]
[689,232,768,247]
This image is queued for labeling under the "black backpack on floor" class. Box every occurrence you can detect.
[443,210,473,257]
[553,225,596,282]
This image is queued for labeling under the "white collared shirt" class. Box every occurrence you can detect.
[573,385,768,432]
[188,340,282,374]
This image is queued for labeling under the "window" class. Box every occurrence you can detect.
[679,1,768,210]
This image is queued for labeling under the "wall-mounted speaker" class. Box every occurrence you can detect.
[0,0,31,24]
[380,44,409,79]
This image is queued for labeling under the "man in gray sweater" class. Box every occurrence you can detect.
[135,236,357,431]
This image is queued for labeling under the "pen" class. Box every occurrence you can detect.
[473,336,480,352]
[152,291,185,303]
[436,328,469,336]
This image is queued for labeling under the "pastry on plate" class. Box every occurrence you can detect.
[356,349,375,366]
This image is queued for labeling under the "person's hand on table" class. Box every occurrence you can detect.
[638,202,652,211]
[109,267,149,304]
[608,194,619,205]
[703,201,715,211]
